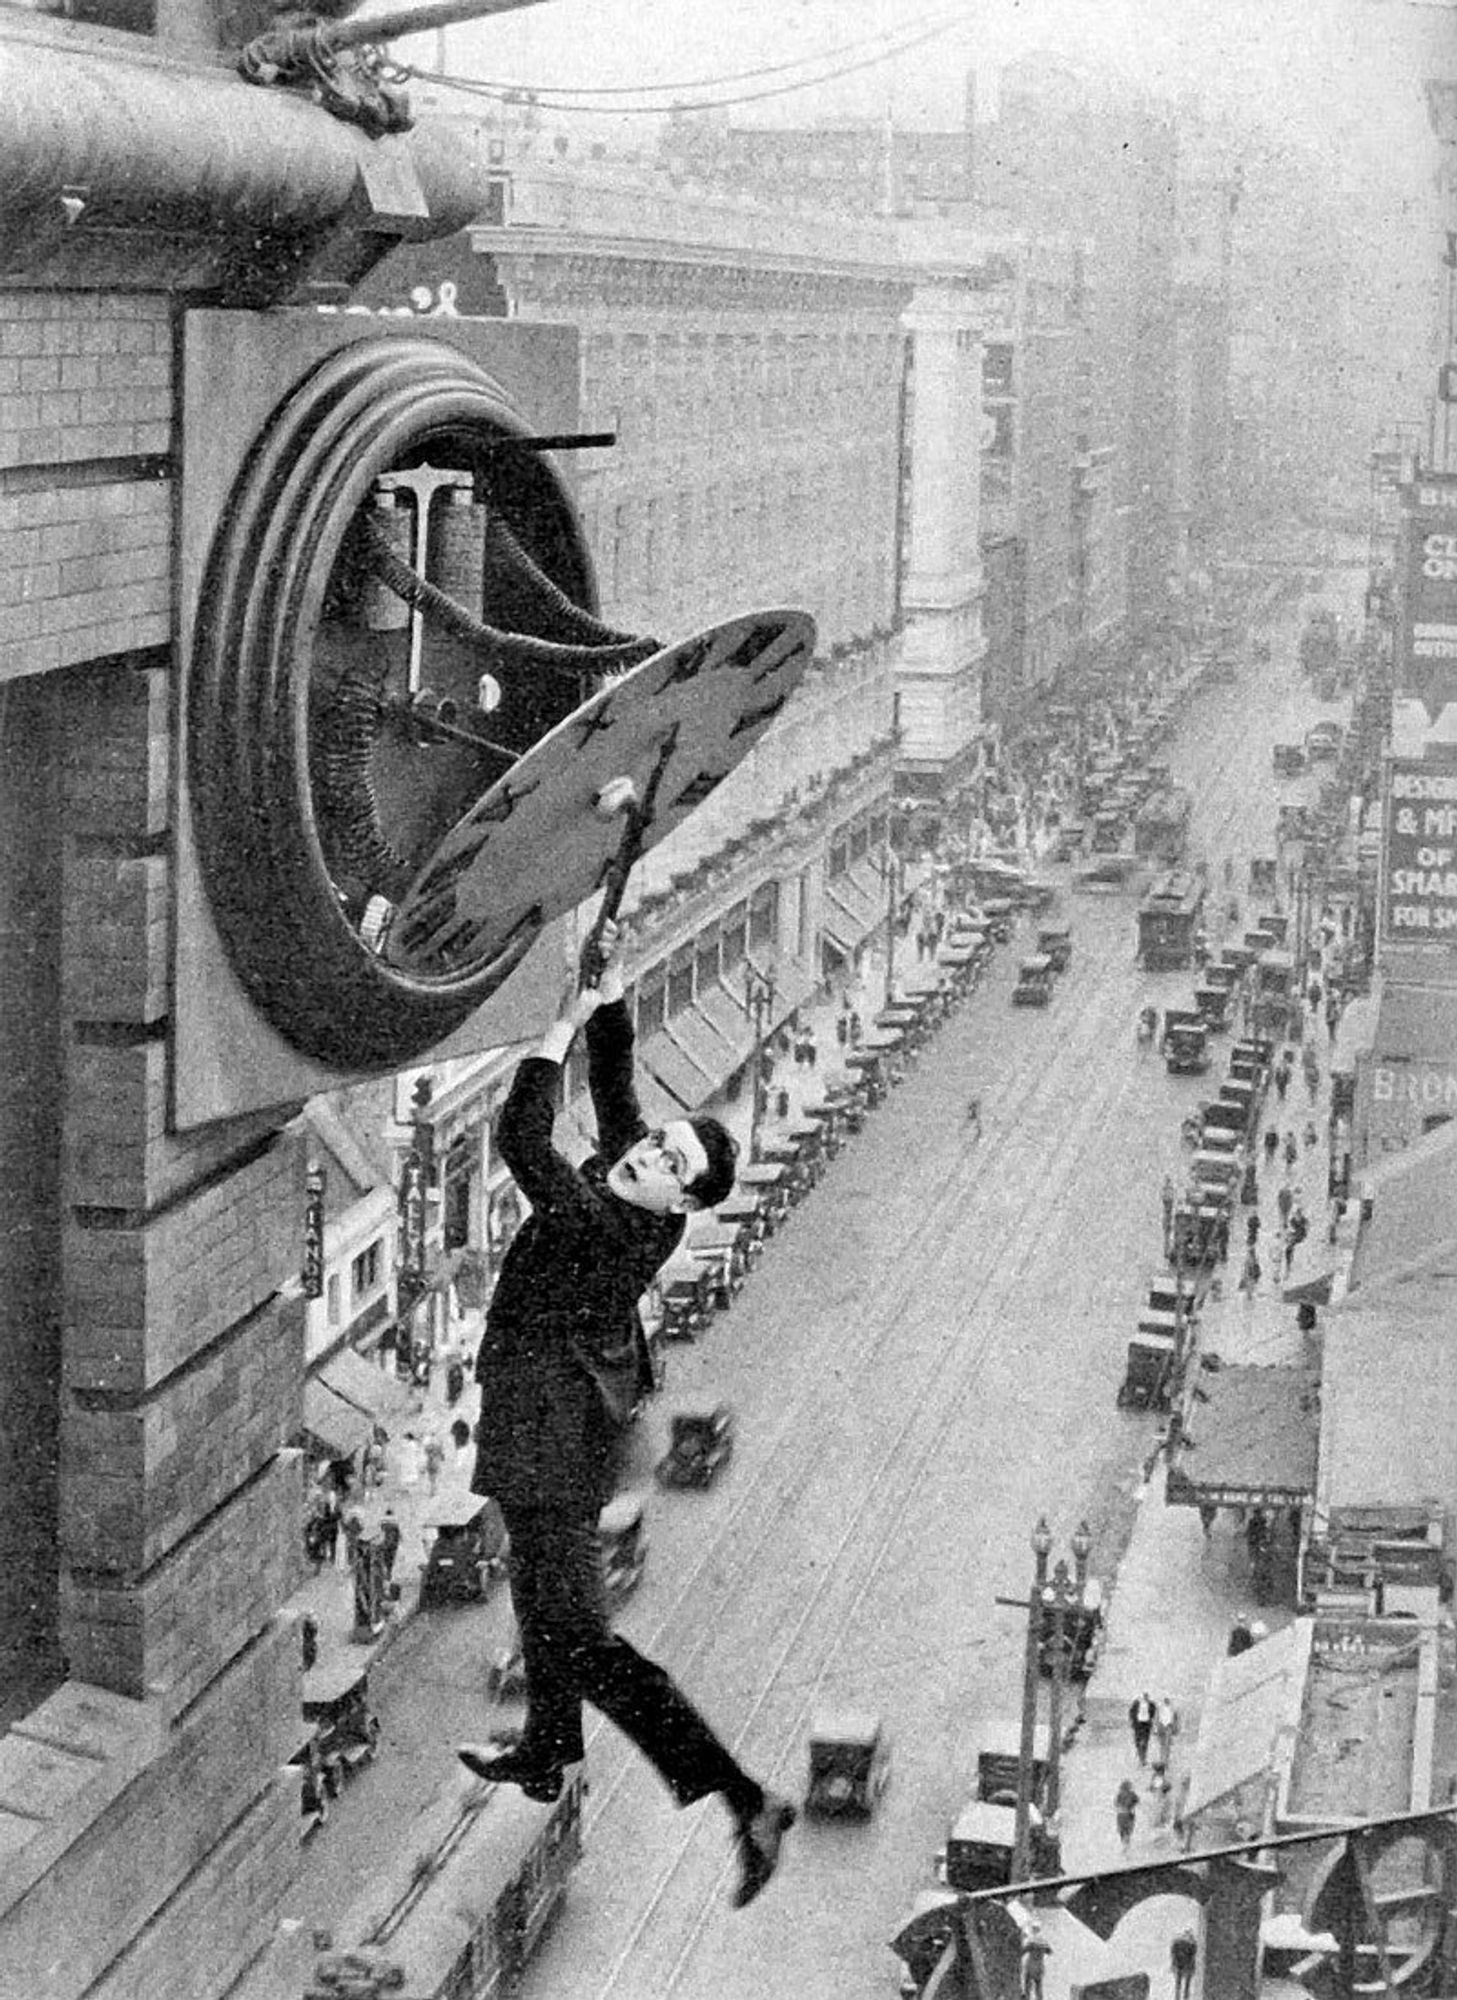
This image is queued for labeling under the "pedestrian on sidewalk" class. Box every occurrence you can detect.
[1160,1176,1176,1252]
[456,921,796,1911]
[1273,1059,1290,1105]
[1020,1920,1052,1999]
[1263,1126,1280,1166]
[1171,1927,1198,2000]
[1245,1211,1261,1249]
[1128,1692,1156,1766]
[1276,1181,1294,1231]
[1152,1699,1180,1774]
[423,1430,446,1497]
[1238,1245,1260,1295]
[379,1507,401,1583]
[1115,1777,1139,1850]
[1283,1130,1299,1173]
[1198,1501,1218,1538]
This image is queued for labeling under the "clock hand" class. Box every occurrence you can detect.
[579,722,682,990]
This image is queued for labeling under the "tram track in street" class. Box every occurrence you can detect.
[563,903,1156,1997]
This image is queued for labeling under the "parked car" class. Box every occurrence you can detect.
[655,1404,735,1489]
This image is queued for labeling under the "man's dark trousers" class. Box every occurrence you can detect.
[502,1502,751,1807]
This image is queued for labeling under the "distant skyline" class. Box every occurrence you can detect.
[391,0,1448,196]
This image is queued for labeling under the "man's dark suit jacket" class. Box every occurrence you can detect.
[472,999,683,1516]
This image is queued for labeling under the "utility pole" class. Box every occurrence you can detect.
[746,969,775,1164]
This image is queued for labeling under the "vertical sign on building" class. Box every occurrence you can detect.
[398,1150,426,1283]
[302,1164,326,1299]
[1380,758,1457,971]
[1396,472,1457,724]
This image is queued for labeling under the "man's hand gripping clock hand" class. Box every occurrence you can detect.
[537,921,624,1065]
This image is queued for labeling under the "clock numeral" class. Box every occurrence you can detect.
[574,700,618,749]
[730,690,790,738]
[754,641,804,685]
[657,632,717,692]
[671,767,726,813]
[397,892,459,958]
[721,622,784,673]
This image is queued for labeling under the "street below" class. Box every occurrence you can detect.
[279,581,1357,2000]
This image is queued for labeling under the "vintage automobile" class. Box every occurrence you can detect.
[598,1491,648,1605]
[1249,856,1279,897]
[1036,922,1073,972]
[1048,819,1088,861]
[298,1663,381,1800]
[657,1255,717,1341]
[1272,741,1306,775]
[978,896,1016,944]
[975,1722,1051,1810]
[420,1493,508,1609]
[1090,808,1128,854]
[686,1222,749,1310]
[1012,954,1056,1007]
[737,1160,793,1230]
[1119,1326,1176,1411]
[654,1403,735,1490]
[1306,720,1343,760]
[1074,852,1140,891]
[1163,1011,1211,1076]
[937,1799,1058,1891]
[1194,982,1232,1032]
[1171,1199,1227,1270]
[804,1710,891,1817]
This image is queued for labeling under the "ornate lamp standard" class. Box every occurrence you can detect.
[745,966,775,1164]
[1009,1514,1094,1879]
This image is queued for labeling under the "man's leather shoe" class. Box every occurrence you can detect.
[731,1795,797,1908]
[456,1741,563,1802]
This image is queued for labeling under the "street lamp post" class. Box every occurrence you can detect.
[883,839,902,1004]
[745,968,775,1164]
[1045,1521,1093,1821]
[1013,1516,1053,1881]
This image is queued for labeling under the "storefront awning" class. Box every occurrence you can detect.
[635,1067,690,1128]
[302,1377,372,1459]
[1183,1621,1310,1830]
[663,1008,740,1096]
[1165,1363,1319,1508]
[820,899,863,955]
[696,982,757,1068]
[825,871,882,939]
[850,858,891,917]
[641,1031,710,1111]
[320,1347,416,1431]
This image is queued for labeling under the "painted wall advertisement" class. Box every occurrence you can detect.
[1397,472,1457,719]
[1380,758,1457,953]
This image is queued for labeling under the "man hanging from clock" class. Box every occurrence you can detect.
[456,919,796,1910]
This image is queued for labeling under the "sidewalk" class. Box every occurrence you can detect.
[1037,1010,1336,1999]
[292,1332,487,1689]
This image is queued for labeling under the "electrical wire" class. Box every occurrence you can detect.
[415,4,963,97]
[412,13,966,115]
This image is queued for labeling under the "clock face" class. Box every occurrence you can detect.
[186,335,816,1073]
[384,609,817,977]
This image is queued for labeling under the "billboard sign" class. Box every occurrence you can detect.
[1381,758,1457,954]
[1397,473,1457,720]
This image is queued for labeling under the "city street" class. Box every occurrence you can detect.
[264,591,1352,2000]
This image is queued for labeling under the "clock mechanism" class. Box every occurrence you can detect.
[187,334,814,1073]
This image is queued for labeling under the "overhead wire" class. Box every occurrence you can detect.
[414,4,964,97]
[409,11,966,115]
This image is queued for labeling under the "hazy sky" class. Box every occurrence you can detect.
[400,0,1450,191]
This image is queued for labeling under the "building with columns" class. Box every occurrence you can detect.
[346,156,996,1204]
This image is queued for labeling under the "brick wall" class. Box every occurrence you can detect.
[0,286,307,1994]
[0,294,172,680]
